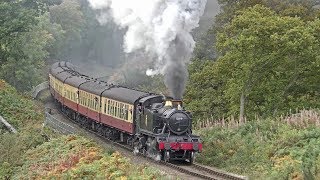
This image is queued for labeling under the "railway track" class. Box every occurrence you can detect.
[46,102,247,180]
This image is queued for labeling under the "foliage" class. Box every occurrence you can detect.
[14,135,169,179]
[0,0,63,91]
[48,0,124,67]
[0,80,52,179]
[49,0,85,60]
[193,0,320,61]
[196,109,320,179]
[0,80,43,128]
[186,5,320,121]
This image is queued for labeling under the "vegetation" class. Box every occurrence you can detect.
[14,135,167,179]
[0,0,125,92]
[0,80,50,179]
[1,0,320,179]
[187,1,320,179]
[0,0,63,91]
[196,109,320,179]
[0,80,170,179]
[186,2,320,121]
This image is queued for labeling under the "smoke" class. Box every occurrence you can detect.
[87,0,207,99]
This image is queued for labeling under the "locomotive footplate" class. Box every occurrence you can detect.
[156,135,202,152]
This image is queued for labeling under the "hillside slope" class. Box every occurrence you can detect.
[14,135,166,179]
[0,80,48,178]
[197,110,320,179]
[0,80,170,179]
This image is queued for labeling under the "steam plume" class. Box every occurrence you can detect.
[87,0,207,99]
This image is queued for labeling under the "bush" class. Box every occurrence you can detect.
[196,110,320,179]
[14,135,167,179]
[0,80,51,179]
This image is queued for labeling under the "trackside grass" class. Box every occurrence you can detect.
[196,110,320,179]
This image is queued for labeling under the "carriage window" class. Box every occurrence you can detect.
[85,96,87,106]
[104,99,107,113]
[125,105,129,120]
[90,97,93,108]
[110,101,114,116]
[119,103,123,119]
[93,97,96,109]
[82,92,84,105]
[107,100,110,114]
[94,97,98,110]
[121,104,125,119]
[129,106,133,122]
[86,94,89,107]
[112,101,115,116]
[108,100,111,115]
[114,102,118,117]
[97,98,99,110]
[83,92,85,102]
[118,103,121,118]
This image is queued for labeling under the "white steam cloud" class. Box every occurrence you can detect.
[88,0,207,99]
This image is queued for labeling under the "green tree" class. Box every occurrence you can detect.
[49,0,85,60]
[0,0,66,91]
[186,5,320,120]
[185,60,229,119]
[0,13,58,91]
[194,0,320,61]
[0,0,38,64]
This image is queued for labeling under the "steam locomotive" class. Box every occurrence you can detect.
[49,61,202,163]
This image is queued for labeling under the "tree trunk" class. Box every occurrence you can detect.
[0,115,17,133]
[240,92,245,122]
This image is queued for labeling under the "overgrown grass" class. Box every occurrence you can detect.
[0,80,56,179]
[0,79,43,129]
[0,80,171,179]
[14,135,169,179]
[196,109,320,179]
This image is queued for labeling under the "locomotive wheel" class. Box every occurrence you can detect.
[133,146,139,155]
[164,150,170,162]
[188,152,195,164]
[155,152,161,161]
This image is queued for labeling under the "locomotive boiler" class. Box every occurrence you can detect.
[49,61,202,163]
